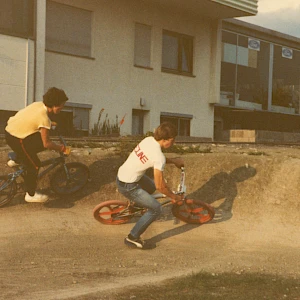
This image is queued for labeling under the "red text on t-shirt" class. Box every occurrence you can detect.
[134,144,149,164]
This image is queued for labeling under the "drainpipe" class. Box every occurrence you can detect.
[25,39,29,107]
[34,0,46,103]
[267,44,274,111]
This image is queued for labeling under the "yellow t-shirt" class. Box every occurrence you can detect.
[5,102,51,139]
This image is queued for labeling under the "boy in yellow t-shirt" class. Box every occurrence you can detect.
[5,87,69,203]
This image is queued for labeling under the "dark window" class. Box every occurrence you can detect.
[162,30,193,75]
[46,1,92,57]
[134,23,152,69]
[272,45,300,113]
[160,115,191,136]
[0,0,34,38]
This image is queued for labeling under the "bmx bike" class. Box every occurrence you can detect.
[0,136,90,207]
[93,167,215,225]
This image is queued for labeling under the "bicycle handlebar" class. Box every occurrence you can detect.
[59,135,67,148]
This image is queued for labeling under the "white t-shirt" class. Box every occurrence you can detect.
[117,136,166,183]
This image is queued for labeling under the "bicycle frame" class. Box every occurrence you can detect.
[38,156,65,179]
[123,167,187,215]
[1,135,90,207]
[7,135,68,182]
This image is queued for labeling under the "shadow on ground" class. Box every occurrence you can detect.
[43,156,125,208]
[187,165,257,223]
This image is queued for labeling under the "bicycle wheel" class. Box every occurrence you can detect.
[0,175,17,207]
[50,162,89,195]
[172,199,215,224]
[93,200,134,225]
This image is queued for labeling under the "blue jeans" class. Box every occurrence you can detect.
[116,175,162,239]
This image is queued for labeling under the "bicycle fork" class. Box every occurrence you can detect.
[63,164,71,180]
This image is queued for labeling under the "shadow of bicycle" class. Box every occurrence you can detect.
[44,155,125,209]
[146,165,257,245]
[186,165,256,223]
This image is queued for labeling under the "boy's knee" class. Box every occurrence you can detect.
[154,204,162,216]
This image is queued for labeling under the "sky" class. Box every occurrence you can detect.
[237,0,300,38]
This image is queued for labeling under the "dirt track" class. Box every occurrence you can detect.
[0,143,300,300]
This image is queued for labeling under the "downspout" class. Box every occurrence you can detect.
[33,0,37,102]
[25,39,29,107]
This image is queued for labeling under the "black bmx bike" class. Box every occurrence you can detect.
[0,136,90,207]
[93,167,215,225]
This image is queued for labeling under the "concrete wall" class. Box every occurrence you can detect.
[44,0,218,138]
[0,34,34,111]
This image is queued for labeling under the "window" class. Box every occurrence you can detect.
[162,30,194,75]
[134,23,152,69]
[51,102,92,136]
[0,0,34,38]
[221,31,269,109]
[46,1,92,57]
[272,45,300,113]
[160,112,192,136]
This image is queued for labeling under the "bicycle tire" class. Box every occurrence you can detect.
[50,162,89,195]
[0,175,17,207]
[172,199,215,224]
[93,200,134,225]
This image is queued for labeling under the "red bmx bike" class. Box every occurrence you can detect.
[93,167,215,225]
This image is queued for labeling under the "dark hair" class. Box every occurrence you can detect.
[154,122,178,141]
[43,87,68,108]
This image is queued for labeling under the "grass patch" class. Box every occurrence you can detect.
[79,272,300,300]
[165,144,212,154]
[115,141,212,156]
[247,151,268,156]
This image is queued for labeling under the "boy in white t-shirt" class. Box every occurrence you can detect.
[117,122,184,249]
[5,87,69,203]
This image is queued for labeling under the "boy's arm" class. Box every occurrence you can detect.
[40,127,65,152]
[153,169,182,203]
[166,157,184,168]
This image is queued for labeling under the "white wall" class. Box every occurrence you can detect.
[0,34,34,111]
[44,0,218,138]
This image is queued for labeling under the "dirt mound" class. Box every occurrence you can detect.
[0,143,300,300]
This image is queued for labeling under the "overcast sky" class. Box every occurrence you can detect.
[237,0,300,38]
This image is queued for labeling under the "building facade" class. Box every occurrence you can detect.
[216,19,300,141]
[0,0,258,138]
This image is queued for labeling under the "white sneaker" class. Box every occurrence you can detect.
[7,160,19,167]
[25,192,49,203]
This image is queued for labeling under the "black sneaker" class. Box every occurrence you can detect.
[124,234,145,249]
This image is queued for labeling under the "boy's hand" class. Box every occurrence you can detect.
[63,146,71,156]
[171,194,184,204]
[173,157,184,169]
[51,122,57,130]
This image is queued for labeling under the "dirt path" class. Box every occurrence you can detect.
[0,144,300,299]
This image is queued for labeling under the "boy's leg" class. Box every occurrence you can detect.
[128,188,162,239]
[5,131,46,200]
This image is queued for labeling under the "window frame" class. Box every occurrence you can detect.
[46,0,93,59]
[160,112,192,137]
[0,0,35,39]
[134,23,153,70]
[161,30,194,77]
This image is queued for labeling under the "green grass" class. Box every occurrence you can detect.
[246,151,268,156]
[78,271,300,300]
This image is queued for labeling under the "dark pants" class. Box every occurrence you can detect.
[5,131,45,196]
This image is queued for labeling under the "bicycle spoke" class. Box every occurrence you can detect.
[172,200,215,224]
[93,200,133,225]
